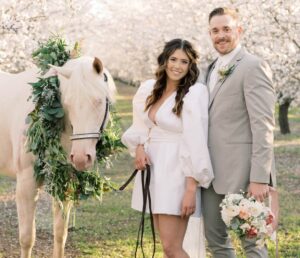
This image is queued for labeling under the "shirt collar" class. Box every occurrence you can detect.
[217,44,241,67]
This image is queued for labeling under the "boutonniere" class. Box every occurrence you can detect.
[218,64,236,81]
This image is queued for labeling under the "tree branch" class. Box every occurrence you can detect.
[273,16,300,50]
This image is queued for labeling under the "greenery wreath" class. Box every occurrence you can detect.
[26,37,124,204]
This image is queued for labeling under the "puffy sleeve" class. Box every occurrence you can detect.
[180,83,214,188]
[121,80,154,156]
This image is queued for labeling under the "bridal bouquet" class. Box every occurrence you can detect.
[220,192,275,247]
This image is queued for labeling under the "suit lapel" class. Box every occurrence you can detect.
[209,48,246,109]
[205,59,217,86]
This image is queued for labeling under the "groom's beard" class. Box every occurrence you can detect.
[214,37,238,55]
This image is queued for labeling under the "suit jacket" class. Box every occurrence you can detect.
[204,47,276,194]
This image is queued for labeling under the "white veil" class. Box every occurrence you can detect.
[183,188,206,258]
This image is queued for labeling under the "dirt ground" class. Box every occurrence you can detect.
[0,179,79,258]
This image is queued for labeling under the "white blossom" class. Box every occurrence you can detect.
[0,0,299,105]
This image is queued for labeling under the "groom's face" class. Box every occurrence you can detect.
[209,14,242,55]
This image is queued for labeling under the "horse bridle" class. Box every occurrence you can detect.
[69,97,110,141]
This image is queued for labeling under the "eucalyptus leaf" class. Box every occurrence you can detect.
[55,109,64,118]
[42,112,55,121]
[50,52,57,59]
[46,108,62,115]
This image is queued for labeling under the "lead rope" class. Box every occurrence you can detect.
[119,164,156,258]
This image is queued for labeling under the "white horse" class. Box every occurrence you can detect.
[0,56,115,258]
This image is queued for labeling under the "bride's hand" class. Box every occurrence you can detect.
[135,144,151,170]
[181,177,198,218]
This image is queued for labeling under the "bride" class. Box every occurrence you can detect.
[122,38,214,258]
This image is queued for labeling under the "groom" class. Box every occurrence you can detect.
[201,7,276,258]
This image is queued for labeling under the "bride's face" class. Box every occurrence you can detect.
[165,49,190,83]
[209,14,242,55]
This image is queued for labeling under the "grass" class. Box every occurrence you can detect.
[69,82,300,257]
[67,152,163,257]
[0,81,299,257]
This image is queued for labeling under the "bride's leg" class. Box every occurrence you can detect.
[156,214,189,258]
[153,214,169,258]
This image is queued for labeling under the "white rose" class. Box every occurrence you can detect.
[221,210,232,226]
[258,223,268,234]
[227,193,244,203]
[239,198,252,209]
[227,205,240,217]
[240,223,251,232]
[252,219,267,234]
[248,201,264,217]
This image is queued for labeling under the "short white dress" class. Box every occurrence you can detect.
[122,79,214,257]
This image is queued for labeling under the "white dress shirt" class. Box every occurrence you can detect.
[209,44,241,93]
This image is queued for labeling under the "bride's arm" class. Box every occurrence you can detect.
[121,80,154,157]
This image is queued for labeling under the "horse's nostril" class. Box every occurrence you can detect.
[70,154,74,162]
[86,154,92,163]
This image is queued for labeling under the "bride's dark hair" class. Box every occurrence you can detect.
[145,38,199,116]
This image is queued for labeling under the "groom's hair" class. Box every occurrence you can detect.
[209,7,239,23]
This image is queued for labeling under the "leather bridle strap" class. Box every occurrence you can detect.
[119,164,156,258]
[70,97,110,141]
[99,97,110,134]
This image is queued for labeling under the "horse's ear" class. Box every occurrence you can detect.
[93,57,103,74]
[48,65,72,79]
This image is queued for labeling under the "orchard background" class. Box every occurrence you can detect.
[0,1,299,257]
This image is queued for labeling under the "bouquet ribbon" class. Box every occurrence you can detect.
[119,164,156,258]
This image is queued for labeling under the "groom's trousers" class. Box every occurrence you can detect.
[201,186,268,258]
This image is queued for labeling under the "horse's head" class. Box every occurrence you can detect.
[48,56,116,171]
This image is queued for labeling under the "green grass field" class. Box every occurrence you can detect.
[0,81,299,257]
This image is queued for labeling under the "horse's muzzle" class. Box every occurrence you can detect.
[70,152,94,171]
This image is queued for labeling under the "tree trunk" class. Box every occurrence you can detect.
[278,101,291,134]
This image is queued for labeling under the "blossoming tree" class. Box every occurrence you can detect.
[1,0,299,133]
[0,0,101,72]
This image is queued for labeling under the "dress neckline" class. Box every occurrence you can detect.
[148,91,176,125]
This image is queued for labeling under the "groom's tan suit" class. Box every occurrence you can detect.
[202,47,276,258]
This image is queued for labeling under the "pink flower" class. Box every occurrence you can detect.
[266,213,274,225]
[239,209,250,220]
[246,227,258,238]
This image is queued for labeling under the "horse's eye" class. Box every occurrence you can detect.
[104,73,108,82]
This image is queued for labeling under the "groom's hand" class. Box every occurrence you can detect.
[247,182,269,202]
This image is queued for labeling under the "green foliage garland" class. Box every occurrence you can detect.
[26,37,124,203]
